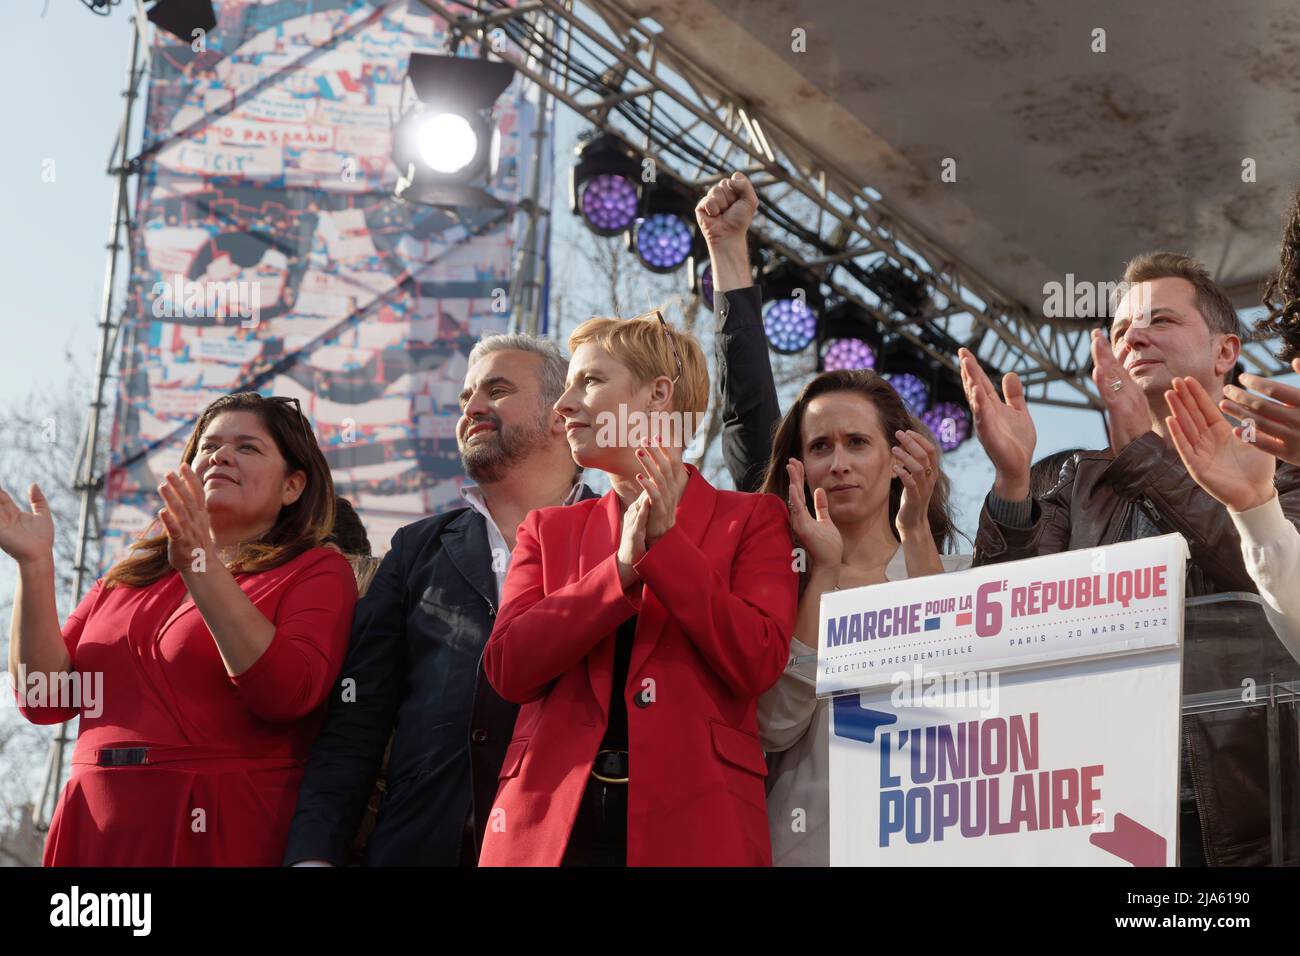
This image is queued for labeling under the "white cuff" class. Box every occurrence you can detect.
[1229,491,1287,551]
[786,636,819,685]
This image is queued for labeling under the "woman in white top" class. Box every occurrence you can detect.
[1170,200,1300,662]
[1164,362,1300,664]
[755,370,970,866]
[693,169,971,865]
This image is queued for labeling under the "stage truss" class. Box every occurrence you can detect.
[420,0,1290,411]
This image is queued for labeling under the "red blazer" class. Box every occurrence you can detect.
[17,547,357,866]
[480,466,797,866]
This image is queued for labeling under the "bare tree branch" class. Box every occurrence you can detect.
[0,362,94,866]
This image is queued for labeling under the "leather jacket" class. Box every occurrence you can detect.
[975,432,1300,865]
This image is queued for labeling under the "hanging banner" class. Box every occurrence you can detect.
[102,0,553,561]
[823,535,1187,866]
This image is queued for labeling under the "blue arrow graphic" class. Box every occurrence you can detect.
[832,695,897,744]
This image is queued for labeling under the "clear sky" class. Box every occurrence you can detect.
[0,4,138,403]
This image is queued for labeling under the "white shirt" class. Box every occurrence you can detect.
[459,481,587,601]
[1228,492,1300,665]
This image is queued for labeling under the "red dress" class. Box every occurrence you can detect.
[17,547,357,866]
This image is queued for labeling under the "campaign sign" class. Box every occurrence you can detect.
[817,534,1188,696]
[823,536,1187,866]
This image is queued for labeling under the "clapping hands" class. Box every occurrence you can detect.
[1220,356,1300,467]
[0,483,54,567]
[958,347,1036,500]
[1165,376,1276,513]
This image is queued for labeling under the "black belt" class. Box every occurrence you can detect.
[83,745,286,767]
[96,747,149,767]
[591,749,628,784]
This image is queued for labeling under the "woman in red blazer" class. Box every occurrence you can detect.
[4,392,356,866]
[480,311,798,866]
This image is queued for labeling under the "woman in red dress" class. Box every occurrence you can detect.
[3,392,356,866]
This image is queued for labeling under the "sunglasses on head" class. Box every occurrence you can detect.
[631,308,684,384]
[265,395,315,448]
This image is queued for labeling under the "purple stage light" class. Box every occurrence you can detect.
[699,262,714,304]
[634,213,693,272]
[821,337,876,371]
[579,173,639,235]
[764,298,818,353]
[922,402,971,451]
[886,372,931,416]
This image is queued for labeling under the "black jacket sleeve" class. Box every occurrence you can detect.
[282,526,409,866]
[714,286,781,493]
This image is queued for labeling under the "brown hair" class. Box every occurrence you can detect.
[568,311,709,419]
[1116,252,1242,338]
[760,369,959,554]
[325,496,371,557]
[1258,185,1300,361]
[104,392,336,589]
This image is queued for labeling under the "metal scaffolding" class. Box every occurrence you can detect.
[418,0,1289,410]
[33,7,146,834]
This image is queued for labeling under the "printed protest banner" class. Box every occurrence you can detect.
[822,535,1187,865]
[103,0,552,560]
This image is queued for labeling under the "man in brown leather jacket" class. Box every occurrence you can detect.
[961,252,1300,866]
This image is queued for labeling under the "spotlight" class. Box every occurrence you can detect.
[885,372,931,415]
[924,369,975,451]
[821,338,876,371]
[145,0,215,41]
[583,175,640,234]
[635,215,693,272]
[416,113,480,174]
[763,299,818,354]
[817,300,882,371]
[691,261,716,310]
[392,54,515,208]
[761,260,823,354]
[570,134,641,237]
[898,364,974,451]
[630,178,697,274]
[864,258,929,319]
[878,339,938,415]
[921,402,972,452]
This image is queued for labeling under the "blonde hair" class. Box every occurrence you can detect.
[568,310,709,417]
[348,554,382,596]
